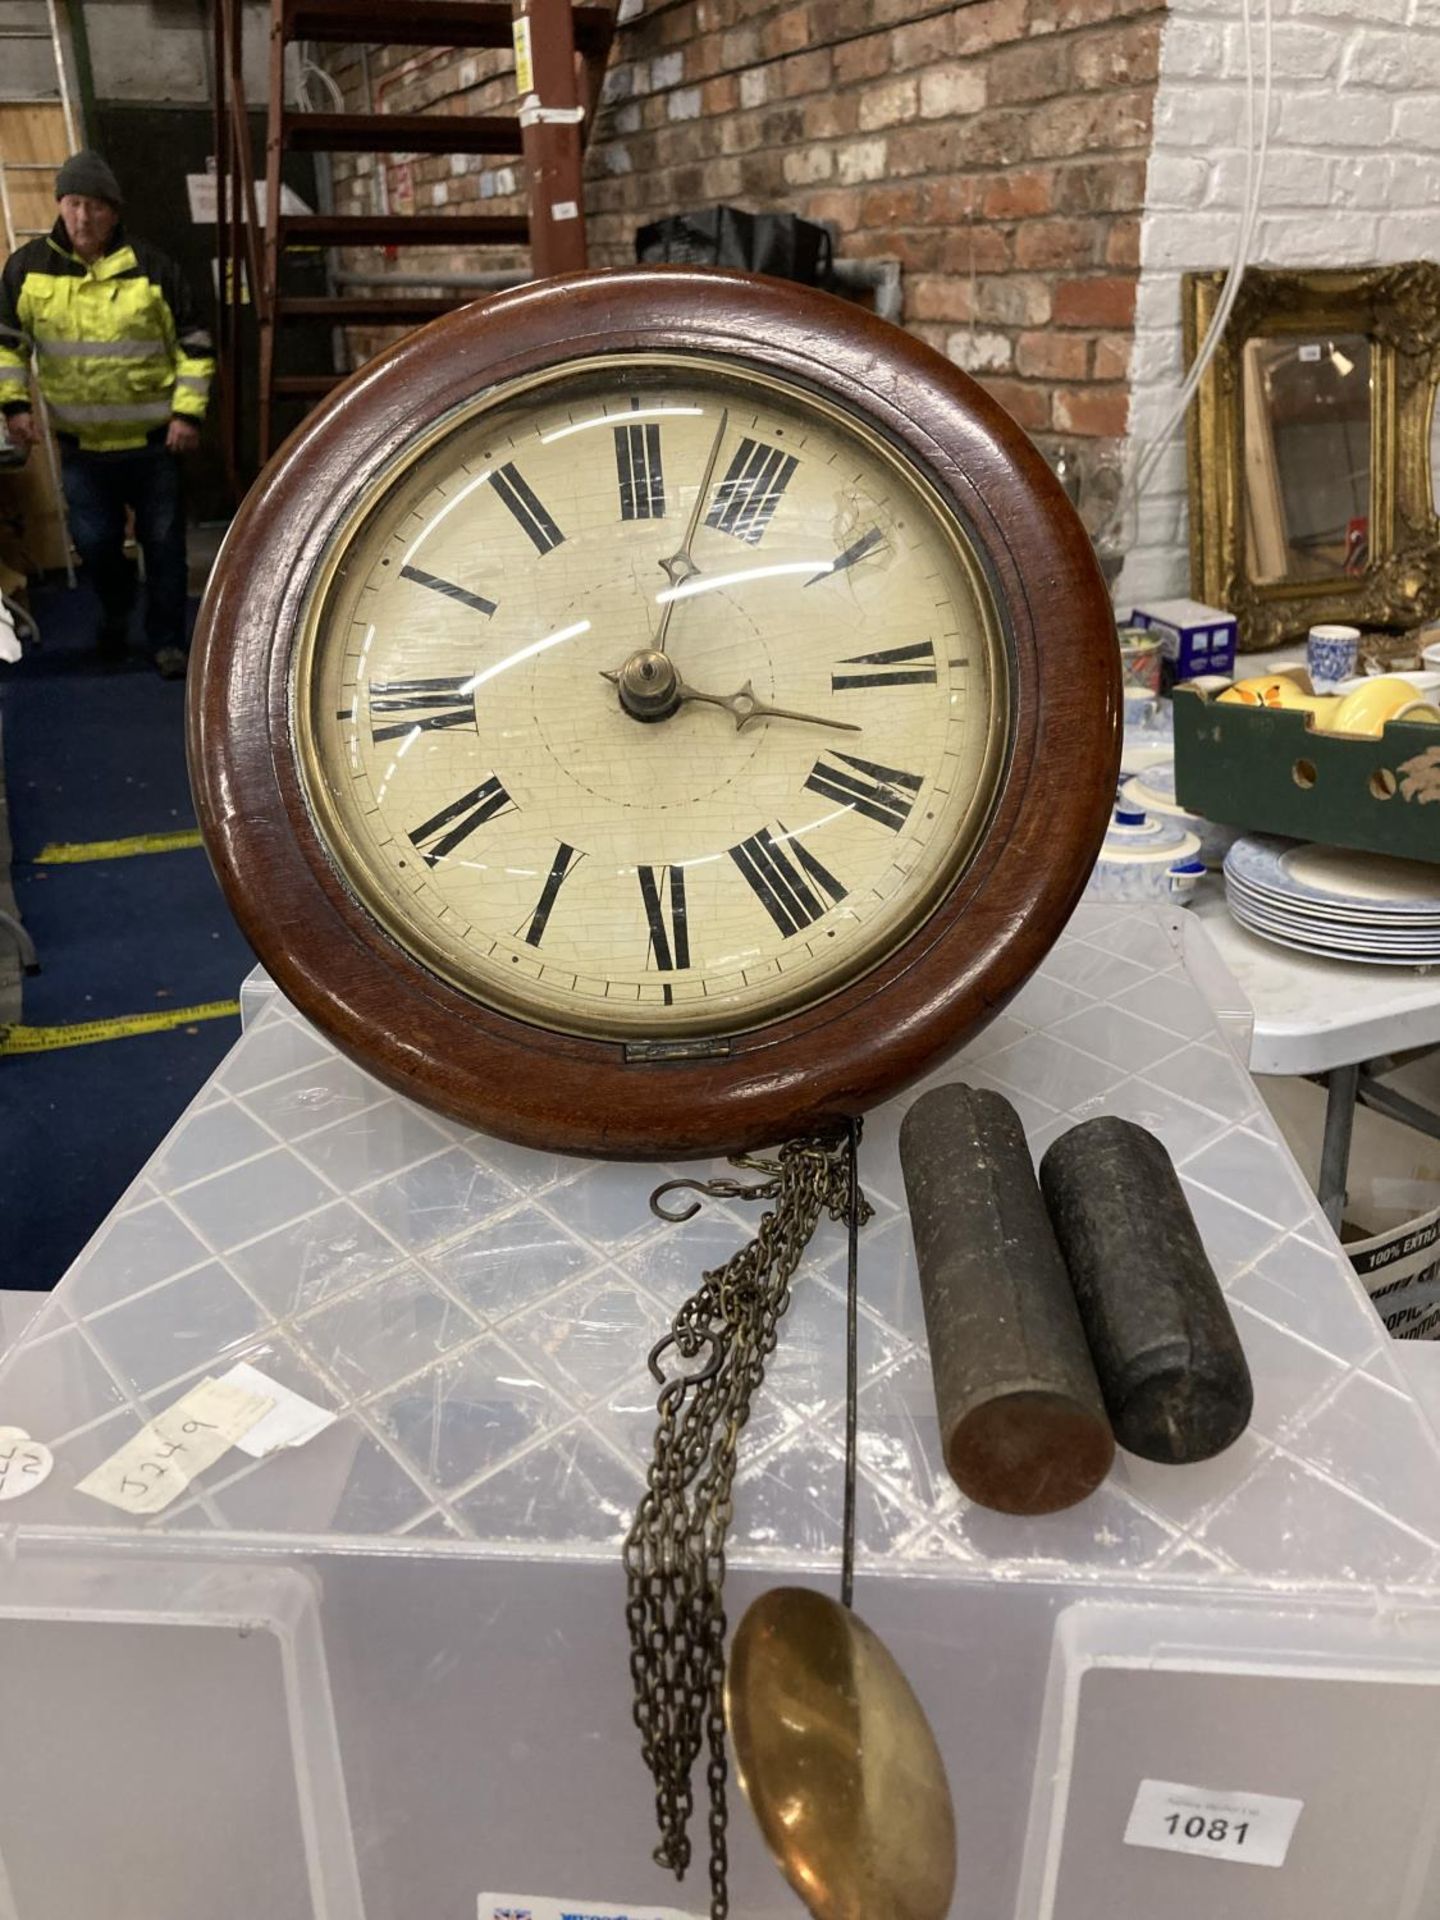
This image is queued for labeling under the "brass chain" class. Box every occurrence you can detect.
[622,1129,870,1919]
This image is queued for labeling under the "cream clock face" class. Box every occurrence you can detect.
[296,353,1009,1039]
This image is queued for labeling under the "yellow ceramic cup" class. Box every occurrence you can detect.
[1329,676,1431,737]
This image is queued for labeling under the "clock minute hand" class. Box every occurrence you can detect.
[675,675,862,734]
[654,406,730,655]
[805,525,887,587]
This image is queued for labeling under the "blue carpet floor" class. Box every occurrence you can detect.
[1,581,255,1289]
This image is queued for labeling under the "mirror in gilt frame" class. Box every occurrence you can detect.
[1184,263,1440,653]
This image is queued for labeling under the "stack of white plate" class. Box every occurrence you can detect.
[1224,836,1440,966]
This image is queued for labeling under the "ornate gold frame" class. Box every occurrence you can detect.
[1185,263,1440,653]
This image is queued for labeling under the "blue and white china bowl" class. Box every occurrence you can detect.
[1086,808,1205,905]
[1120,762,1238,870]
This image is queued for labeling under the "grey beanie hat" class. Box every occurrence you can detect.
[55,150,123,207]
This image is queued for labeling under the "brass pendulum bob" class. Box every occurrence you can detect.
[727,1120,958,1920]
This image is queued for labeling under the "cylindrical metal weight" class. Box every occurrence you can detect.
[1039,1117,1253,1464]
[899,1083,1115,1515]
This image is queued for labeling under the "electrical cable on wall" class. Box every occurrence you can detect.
[1109,0,1274,549]
[295,41,345,113]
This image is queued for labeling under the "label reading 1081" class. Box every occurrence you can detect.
[1124,1778,1304,1870]
[1167,1812,1250,1844]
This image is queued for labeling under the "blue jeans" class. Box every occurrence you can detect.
[59,437,188,656]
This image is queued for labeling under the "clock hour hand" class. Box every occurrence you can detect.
[602,652,860,733]
[654,407,730,654]
[676,674,862,734]
[606,648,864,729]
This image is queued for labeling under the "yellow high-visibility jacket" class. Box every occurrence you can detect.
[0,220,214,453]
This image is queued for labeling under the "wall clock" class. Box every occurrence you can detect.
[189,267,1119,1161]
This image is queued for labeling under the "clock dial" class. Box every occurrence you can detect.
[295,353,1009,1040]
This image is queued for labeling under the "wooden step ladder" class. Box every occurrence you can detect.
[214,0,619,482]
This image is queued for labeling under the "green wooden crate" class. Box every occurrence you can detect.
[1172,686,1440,863]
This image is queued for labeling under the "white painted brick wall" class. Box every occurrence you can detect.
[1119,0,1440,605]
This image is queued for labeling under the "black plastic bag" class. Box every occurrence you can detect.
[636,205,834,289]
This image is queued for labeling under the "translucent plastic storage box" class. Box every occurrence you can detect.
[4,905,1440,1920]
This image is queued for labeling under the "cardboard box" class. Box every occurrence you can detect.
[1172,680,1440,862]
[1353,1206,1440,1340]
[1128,597,1238,685]
[0,453,69,576]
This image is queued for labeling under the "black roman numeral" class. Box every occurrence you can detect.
[491,462,564,554]
[638,865,690,1004]
[729,826,847,938]
[831,641,938,691]
[524,841,584,946]
[408,776,515,866]
[805,753,923,831]
[614,421,665,520]
[368,677,476,744]
[398,565,497,618]
[705,437,797,545]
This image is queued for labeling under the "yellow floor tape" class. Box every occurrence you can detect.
[0,998,239,1056]
[34,829,204,863]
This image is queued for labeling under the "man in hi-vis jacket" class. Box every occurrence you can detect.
[0,151,215,678]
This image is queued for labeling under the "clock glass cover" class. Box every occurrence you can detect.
[295,353,1010,1039]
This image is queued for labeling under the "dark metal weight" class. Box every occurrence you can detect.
[1039,1117,1254,1464]
[899,1084,1115,1515]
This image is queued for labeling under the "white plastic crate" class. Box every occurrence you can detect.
[3,905,1439,1920]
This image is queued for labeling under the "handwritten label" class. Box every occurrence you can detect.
[77,1376,272,1515]
[479,1895,701,1920]
[0,1430,53,1501]
[1124,1778,1303,1869]
[512,16,534,94]
[219,1362,337,1458]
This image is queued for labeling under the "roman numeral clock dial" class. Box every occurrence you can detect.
[294,355,1008,1044]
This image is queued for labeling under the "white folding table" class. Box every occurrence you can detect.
[1191,886,1440,1227]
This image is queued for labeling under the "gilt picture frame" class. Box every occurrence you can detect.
[1185,262,1440,653]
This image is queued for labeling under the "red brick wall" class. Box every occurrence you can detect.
[322,0,1163,445]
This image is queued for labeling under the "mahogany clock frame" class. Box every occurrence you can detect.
[188,268,1120,1160]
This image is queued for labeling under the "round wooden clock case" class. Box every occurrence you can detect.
[188,268,1120,1159]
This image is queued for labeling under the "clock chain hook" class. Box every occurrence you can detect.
[648,1168,784,1225]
